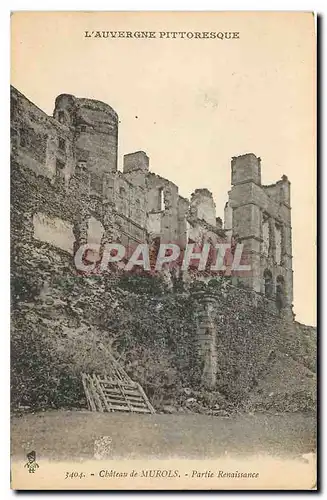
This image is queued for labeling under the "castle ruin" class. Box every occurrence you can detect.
[11,85,317,406]
[10,86,293,320]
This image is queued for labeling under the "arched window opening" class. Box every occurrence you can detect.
[275,224,282,264]
[58,110,66,124]
[276,275,286,310]
[264,269,273,298]
[135,198,142,221]
[262,214,270,257]
[158,188,164,211]
[149,237,161,269]
[119,186,127,215]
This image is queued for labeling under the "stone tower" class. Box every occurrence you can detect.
[53,94,118,191]
[226,153,293,317]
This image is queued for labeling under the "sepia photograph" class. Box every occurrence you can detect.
[10,11,317,490]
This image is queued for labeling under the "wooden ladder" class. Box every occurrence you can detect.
[82,373,155,414]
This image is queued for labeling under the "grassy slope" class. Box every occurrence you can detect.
[11,410,316,461]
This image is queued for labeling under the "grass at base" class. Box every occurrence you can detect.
[11,409,316,461]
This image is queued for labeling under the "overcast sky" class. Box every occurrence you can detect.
[11,12,316,325]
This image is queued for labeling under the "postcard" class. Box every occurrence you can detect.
[10,11,317,490]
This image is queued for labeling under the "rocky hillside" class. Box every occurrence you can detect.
[11,240,316,415]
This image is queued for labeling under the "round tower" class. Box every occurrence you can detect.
[53,94,118,175]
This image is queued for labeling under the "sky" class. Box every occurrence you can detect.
[11,11,316,325]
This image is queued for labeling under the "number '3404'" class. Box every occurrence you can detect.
[65,472,86,479]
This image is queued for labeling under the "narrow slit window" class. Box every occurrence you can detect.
[58,111,66,124]
[158,188,164,211]
[264,269,273,298]
[20,128,28,148]
[58,137,66,152]
[56,159,65,175]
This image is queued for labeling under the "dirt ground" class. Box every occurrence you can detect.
[11,410,316,462]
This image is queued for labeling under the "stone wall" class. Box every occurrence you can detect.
[11,86,294,315]
[228,153,293,313]
[11,86,228,256]
[10,231,316,414]
[10,86,315,414]
[33,212,75,255]
[11,87,75,184]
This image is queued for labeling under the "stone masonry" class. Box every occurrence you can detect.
[11,87,299,389]
[10,86,293,319]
